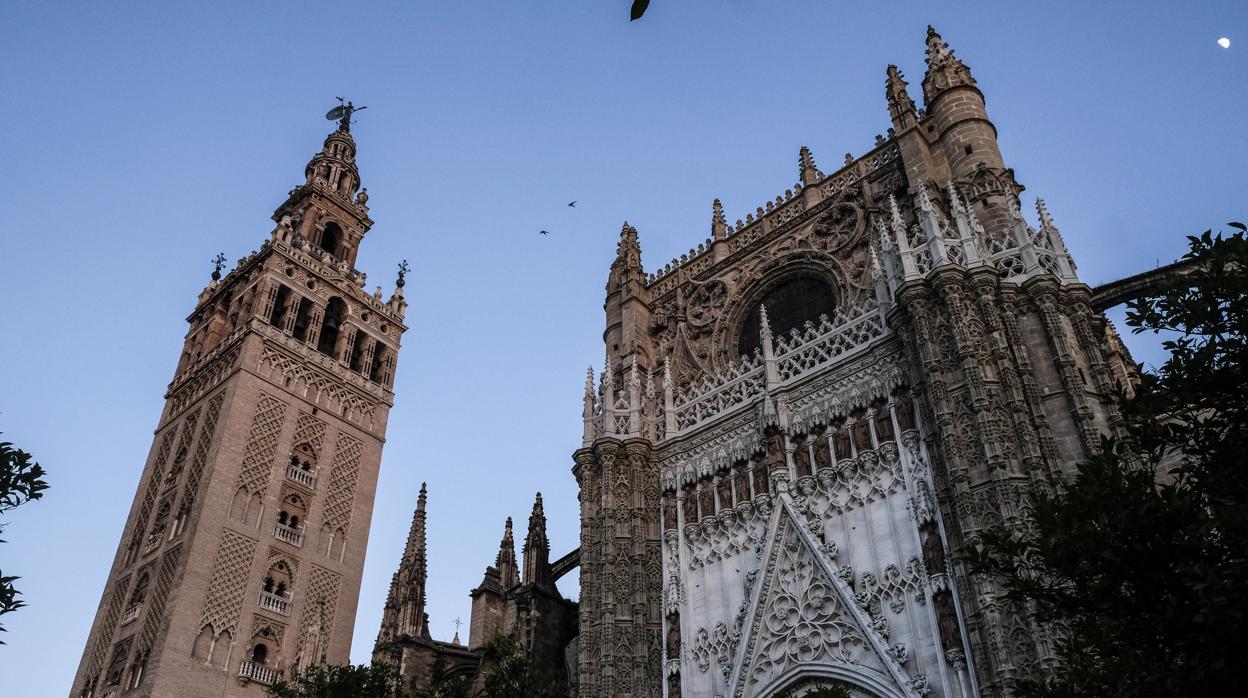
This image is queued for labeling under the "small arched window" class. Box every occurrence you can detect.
[319,222,342,256]
[251,643,268,664]
[737,273,837,358]
[317,297,347,357]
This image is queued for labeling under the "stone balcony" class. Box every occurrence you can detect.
[273,523,304,547]
[285,463,316,489]
[238,659,281,685]
[258,590,291,616]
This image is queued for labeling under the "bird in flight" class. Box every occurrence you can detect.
[568,201,577,207]
[539,230,550,236]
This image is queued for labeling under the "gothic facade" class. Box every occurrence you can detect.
[72,115,408,697]
[573,27,1135,698]
[373,488,578,693]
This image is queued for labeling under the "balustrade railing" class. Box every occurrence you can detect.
[238,660,281,685]
[284,464,316,489]
[273,523,304,547]
[258,590,291,616]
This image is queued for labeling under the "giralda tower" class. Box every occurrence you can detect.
[71,110,407,697]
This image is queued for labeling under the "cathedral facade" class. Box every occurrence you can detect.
[72,115,408,697]
[571,27,1134,698]
[73,24,1143,698]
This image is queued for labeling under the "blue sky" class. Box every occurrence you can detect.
[1,1,1244,694]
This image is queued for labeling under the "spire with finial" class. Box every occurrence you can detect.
[885,65,918,130]
[799,146,820,186]
[522,493,554,589]
[378,482,431,643]
[496,516,519,589]
[210,253,227,282]
[922,25,976,103]
[758,303,773,342]
[609,220,646,292]
[712,199,727,240]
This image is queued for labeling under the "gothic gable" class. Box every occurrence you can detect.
[730,500,913,698]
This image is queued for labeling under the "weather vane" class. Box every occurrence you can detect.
[326,97,368,132]
[210,252,227,281]
[396,259,410,288]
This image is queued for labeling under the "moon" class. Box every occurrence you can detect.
[1218,37,1231,48]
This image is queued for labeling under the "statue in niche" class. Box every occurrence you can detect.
[733,466,750,502]
[763,426,786,472]
[875,410,895,442]
[717,479,732,510]
[813,434,831,470]
[751,459,769,497]
[899,402,917,434]
[792,436,811,478]
[852,418,872,450]
[834,427,852,460]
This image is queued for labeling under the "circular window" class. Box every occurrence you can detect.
[737,273,836,358]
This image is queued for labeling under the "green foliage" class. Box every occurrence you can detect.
[0,436,49,643]
[411,635,566,698]
[266,662,405,698]
[969,225,1248,697]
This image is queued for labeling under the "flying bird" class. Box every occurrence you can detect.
[568,201,577,207]
[539,230,550,236]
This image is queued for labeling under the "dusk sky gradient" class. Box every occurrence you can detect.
[1,2,1245,695]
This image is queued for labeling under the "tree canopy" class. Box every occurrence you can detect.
[0,436,49,643]
[970,225,1248,697]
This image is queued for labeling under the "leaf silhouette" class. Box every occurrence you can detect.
[630,0,650,21]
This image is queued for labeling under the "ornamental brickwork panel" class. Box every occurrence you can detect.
[321,432,364,535]
[199,530,258,635]
[233,393,290,497]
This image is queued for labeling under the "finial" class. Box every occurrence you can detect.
[396,259,410,288]
[210,252,227,281]
[356,187,369,206]
[799,146,819,186]
[584,366,595,396]
[1036,198,1056,230]
[870,245,884,280]
[663,357,673,389]
[946,182,965,215]
[759,303,773,340]
[419,481,428,496]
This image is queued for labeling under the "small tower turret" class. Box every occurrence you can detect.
[521,493,553,590]
[885,64,918,131]
[603,222,654,374]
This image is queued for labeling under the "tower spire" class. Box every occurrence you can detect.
[885,65,918,130]
[522,492,553,589]
[711,199,727,240]
[271,111,373,269]
[496,516,519,589]
[378,482,431,643]
[922,25,977,104]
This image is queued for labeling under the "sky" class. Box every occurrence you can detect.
[1,1,1245,695]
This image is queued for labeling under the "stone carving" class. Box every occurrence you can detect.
[736,516,884,695]
[168,342,242,415]
[295,565,343,668]
[131,411,198,555]
[82,574,132,679]
[290,411,328,461]
[233,393,290,500]
[177,393,225,520]
[138,544,183,651]
[199,529,258,636]
[321,431,365,536]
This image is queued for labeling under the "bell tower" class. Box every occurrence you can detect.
[71,110,408,697]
